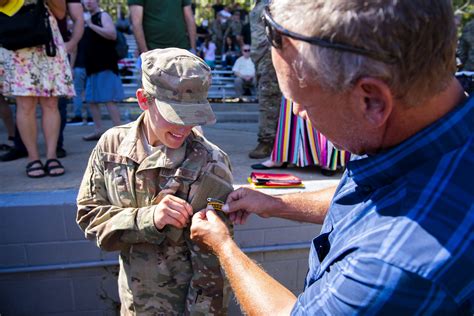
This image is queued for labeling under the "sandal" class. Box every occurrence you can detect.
[26,160,46,178]
[44,158,65,177]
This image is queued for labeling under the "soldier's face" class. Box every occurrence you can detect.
[145,102,194,148]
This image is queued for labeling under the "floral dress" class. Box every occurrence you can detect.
[0,0,75,97]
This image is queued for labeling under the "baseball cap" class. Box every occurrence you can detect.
[141,48,216,126]
[0,0,23,16]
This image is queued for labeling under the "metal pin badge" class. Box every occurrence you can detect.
[206,198,224,211]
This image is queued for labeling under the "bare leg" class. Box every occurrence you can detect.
[106,102,122,126]
[40,96,64,176]
[16,96,40,161]
[39,96,60,160]
[0,96,15,140]
[89,102,103,132]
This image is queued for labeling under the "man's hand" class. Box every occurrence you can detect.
[153,195,193,230]
[223,188,278,224]
[191,208,298,316]
[190,209,232,252]
[64,41,76,54]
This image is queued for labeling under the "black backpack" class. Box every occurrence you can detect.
[0,0,56,56]
[95,11,128,60]
[115,29,128,60]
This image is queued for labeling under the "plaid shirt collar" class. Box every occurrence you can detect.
[347,95,474,189]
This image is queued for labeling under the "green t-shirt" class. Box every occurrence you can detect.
[128,0,192,50]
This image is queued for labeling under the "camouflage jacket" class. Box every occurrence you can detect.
[76,114,234,314]
[77,113,233,251]
[458,20,474,71]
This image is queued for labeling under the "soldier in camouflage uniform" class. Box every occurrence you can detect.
[248,0,282,159]
[76,48,234,315]
[458,20,474,71]
[457,20,474,94]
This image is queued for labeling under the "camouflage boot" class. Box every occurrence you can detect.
[248,142,273,159]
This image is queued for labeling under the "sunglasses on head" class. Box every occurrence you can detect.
[262,6,398,64]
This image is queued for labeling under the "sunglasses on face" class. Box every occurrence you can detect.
[262,6,398,64]
[243,49,250,52]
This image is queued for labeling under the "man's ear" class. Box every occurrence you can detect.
[353,77,393,127]
[136,89,149,111]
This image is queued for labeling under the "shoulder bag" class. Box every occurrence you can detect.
[0,0,56,56]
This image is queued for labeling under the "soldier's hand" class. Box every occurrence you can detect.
[153,195,193,230]
[190,209,232,252]
[223,188,276,224]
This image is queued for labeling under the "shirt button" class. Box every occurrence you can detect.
[363,185,372,192]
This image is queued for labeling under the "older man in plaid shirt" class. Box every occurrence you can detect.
[190,0,474,315]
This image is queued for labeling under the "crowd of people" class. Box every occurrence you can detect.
[0,0,127,177]
[196,2,250,70]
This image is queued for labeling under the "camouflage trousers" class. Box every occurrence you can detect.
[119,220,232,315]
[256,52,282,144]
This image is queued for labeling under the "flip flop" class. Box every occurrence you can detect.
[26,160,46,178]
[44,158,65,177]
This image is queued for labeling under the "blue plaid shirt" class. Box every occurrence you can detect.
[292,96,474,315]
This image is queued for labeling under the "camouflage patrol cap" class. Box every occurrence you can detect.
[141,48,216,126]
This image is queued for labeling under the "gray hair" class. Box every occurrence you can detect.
[271,0,457,105]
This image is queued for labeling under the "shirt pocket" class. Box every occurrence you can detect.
[158,167,200,200]
[103,153,135,207]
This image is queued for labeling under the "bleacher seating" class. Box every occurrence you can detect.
[208,68,237,99]
[118,36,241,101]
[117,34,140,100]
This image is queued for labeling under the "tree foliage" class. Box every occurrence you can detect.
[453,0,474,27]
[101,0,472,26]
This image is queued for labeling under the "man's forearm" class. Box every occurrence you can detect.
[66,3,84,53]
[130,5,148,53]
[217,238,296,315]
[183,6,196,51]
[187,25,197,51]
[132,23,148,53]
[272,186,336,224]
[46,0,66,19]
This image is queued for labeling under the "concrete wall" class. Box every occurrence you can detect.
[0,190,321,316]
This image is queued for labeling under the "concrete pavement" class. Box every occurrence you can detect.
[0,101,342,315]
[0,102,342,196]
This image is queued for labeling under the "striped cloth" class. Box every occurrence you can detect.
[271,97,350,170]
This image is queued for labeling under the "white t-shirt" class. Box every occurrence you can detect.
[232,56,256,77]
[202,42,217,61]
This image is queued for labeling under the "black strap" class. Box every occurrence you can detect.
[41,0,56,57]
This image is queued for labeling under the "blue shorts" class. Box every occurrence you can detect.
[85,70,124,103]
